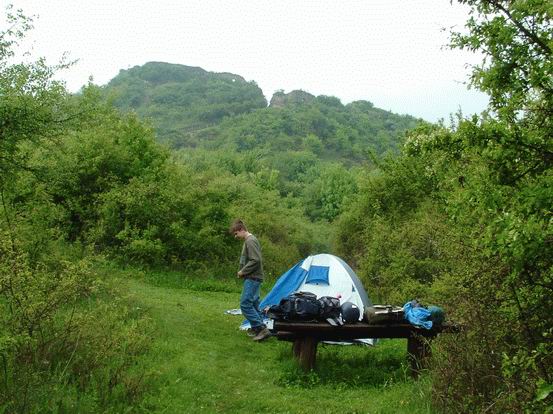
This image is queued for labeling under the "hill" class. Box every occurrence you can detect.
[105,62,420,161]
[107,62,268,144]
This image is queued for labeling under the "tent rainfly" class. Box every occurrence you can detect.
[240,253,375,345]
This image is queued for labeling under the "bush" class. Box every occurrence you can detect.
[0,234,151,412]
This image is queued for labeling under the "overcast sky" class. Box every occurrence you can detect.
[12,0,489,122]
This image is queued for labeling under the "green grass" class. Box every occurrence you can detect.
[111,268,434,413]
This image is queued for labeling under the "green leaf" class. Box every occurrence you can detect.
[537,383,553,402]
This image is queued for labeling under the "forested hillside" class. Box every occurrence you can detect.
[105,62,419,218]
[107,62,267,144]
[1,1,551,413]
[106,62,418,159]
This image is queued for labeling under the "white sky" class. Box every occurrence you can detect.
[11,0,488,122]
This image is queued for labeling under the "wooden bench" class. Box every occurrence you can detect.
[272,320,459,378]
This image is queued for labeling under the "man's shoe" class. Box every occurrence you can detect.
[252,327,272,342]
[245,328,257,337]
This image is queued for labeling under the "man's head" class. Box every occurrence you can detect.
[230,219,248,239]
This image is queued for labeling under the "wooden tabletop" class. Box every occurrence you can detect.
[273,320,459,341]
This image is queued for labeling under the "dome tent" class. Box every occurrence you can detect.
[240,254,375,344]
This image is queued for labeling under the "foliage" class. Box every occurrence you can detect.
[335,1,552,411]
[302,163,358,221]
[0,8,152,412]
[5,0,552,411]
[173,149,332,277]
[439,3,553,410]
[25,87,167,243]
[106,62,419,165]
[451,0,552,186]
[9,77,335,274]
[0,7,75,190]
[107,62,267,144]
[105,64,420,207]
[195,94,418,164]
[0,234,151,412]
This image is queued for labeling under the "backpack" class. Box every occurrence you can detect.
[268,291,321,321]
[364,305,404,324]
[318,296,341,319]
[267,292,344,324]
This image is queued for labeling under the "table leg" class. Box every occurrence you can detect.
[407,335,431,379]
[298,337,318,371]
[293,339,302,358]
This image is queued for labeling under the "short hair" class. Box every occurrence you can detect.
[229,219,247,234]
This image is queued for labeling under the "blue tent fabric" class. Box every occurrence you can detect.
[305,265,330,285]
[403,301,433,329]
[259,261,306,309]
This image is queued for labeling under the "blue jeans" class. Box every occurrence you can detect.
[240,278,265,330]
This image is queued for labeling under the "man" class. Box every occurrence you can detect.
[230,219,271,342]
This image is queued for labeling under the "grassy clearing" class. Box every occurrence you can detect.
[111,268,434,413]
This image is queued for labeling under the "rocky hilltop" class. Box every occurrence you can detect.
[104,61,419,156]
[269,90,315,107]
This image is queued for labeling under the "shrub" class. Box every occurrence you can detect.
[0,233,151,412]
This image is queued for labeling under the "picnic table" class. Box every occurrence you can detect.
[271,320,459,378]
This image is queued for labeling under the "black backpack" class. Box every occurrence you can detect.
[318,296,341,319]
[268,291,321,321]
[267,292,343,323]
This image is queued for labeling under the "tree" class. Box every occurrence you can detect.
[0,6,74,190]
[0,8,150,412]
[335,2,552,411]
[451,0,552,183]
[432,2,553,411]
